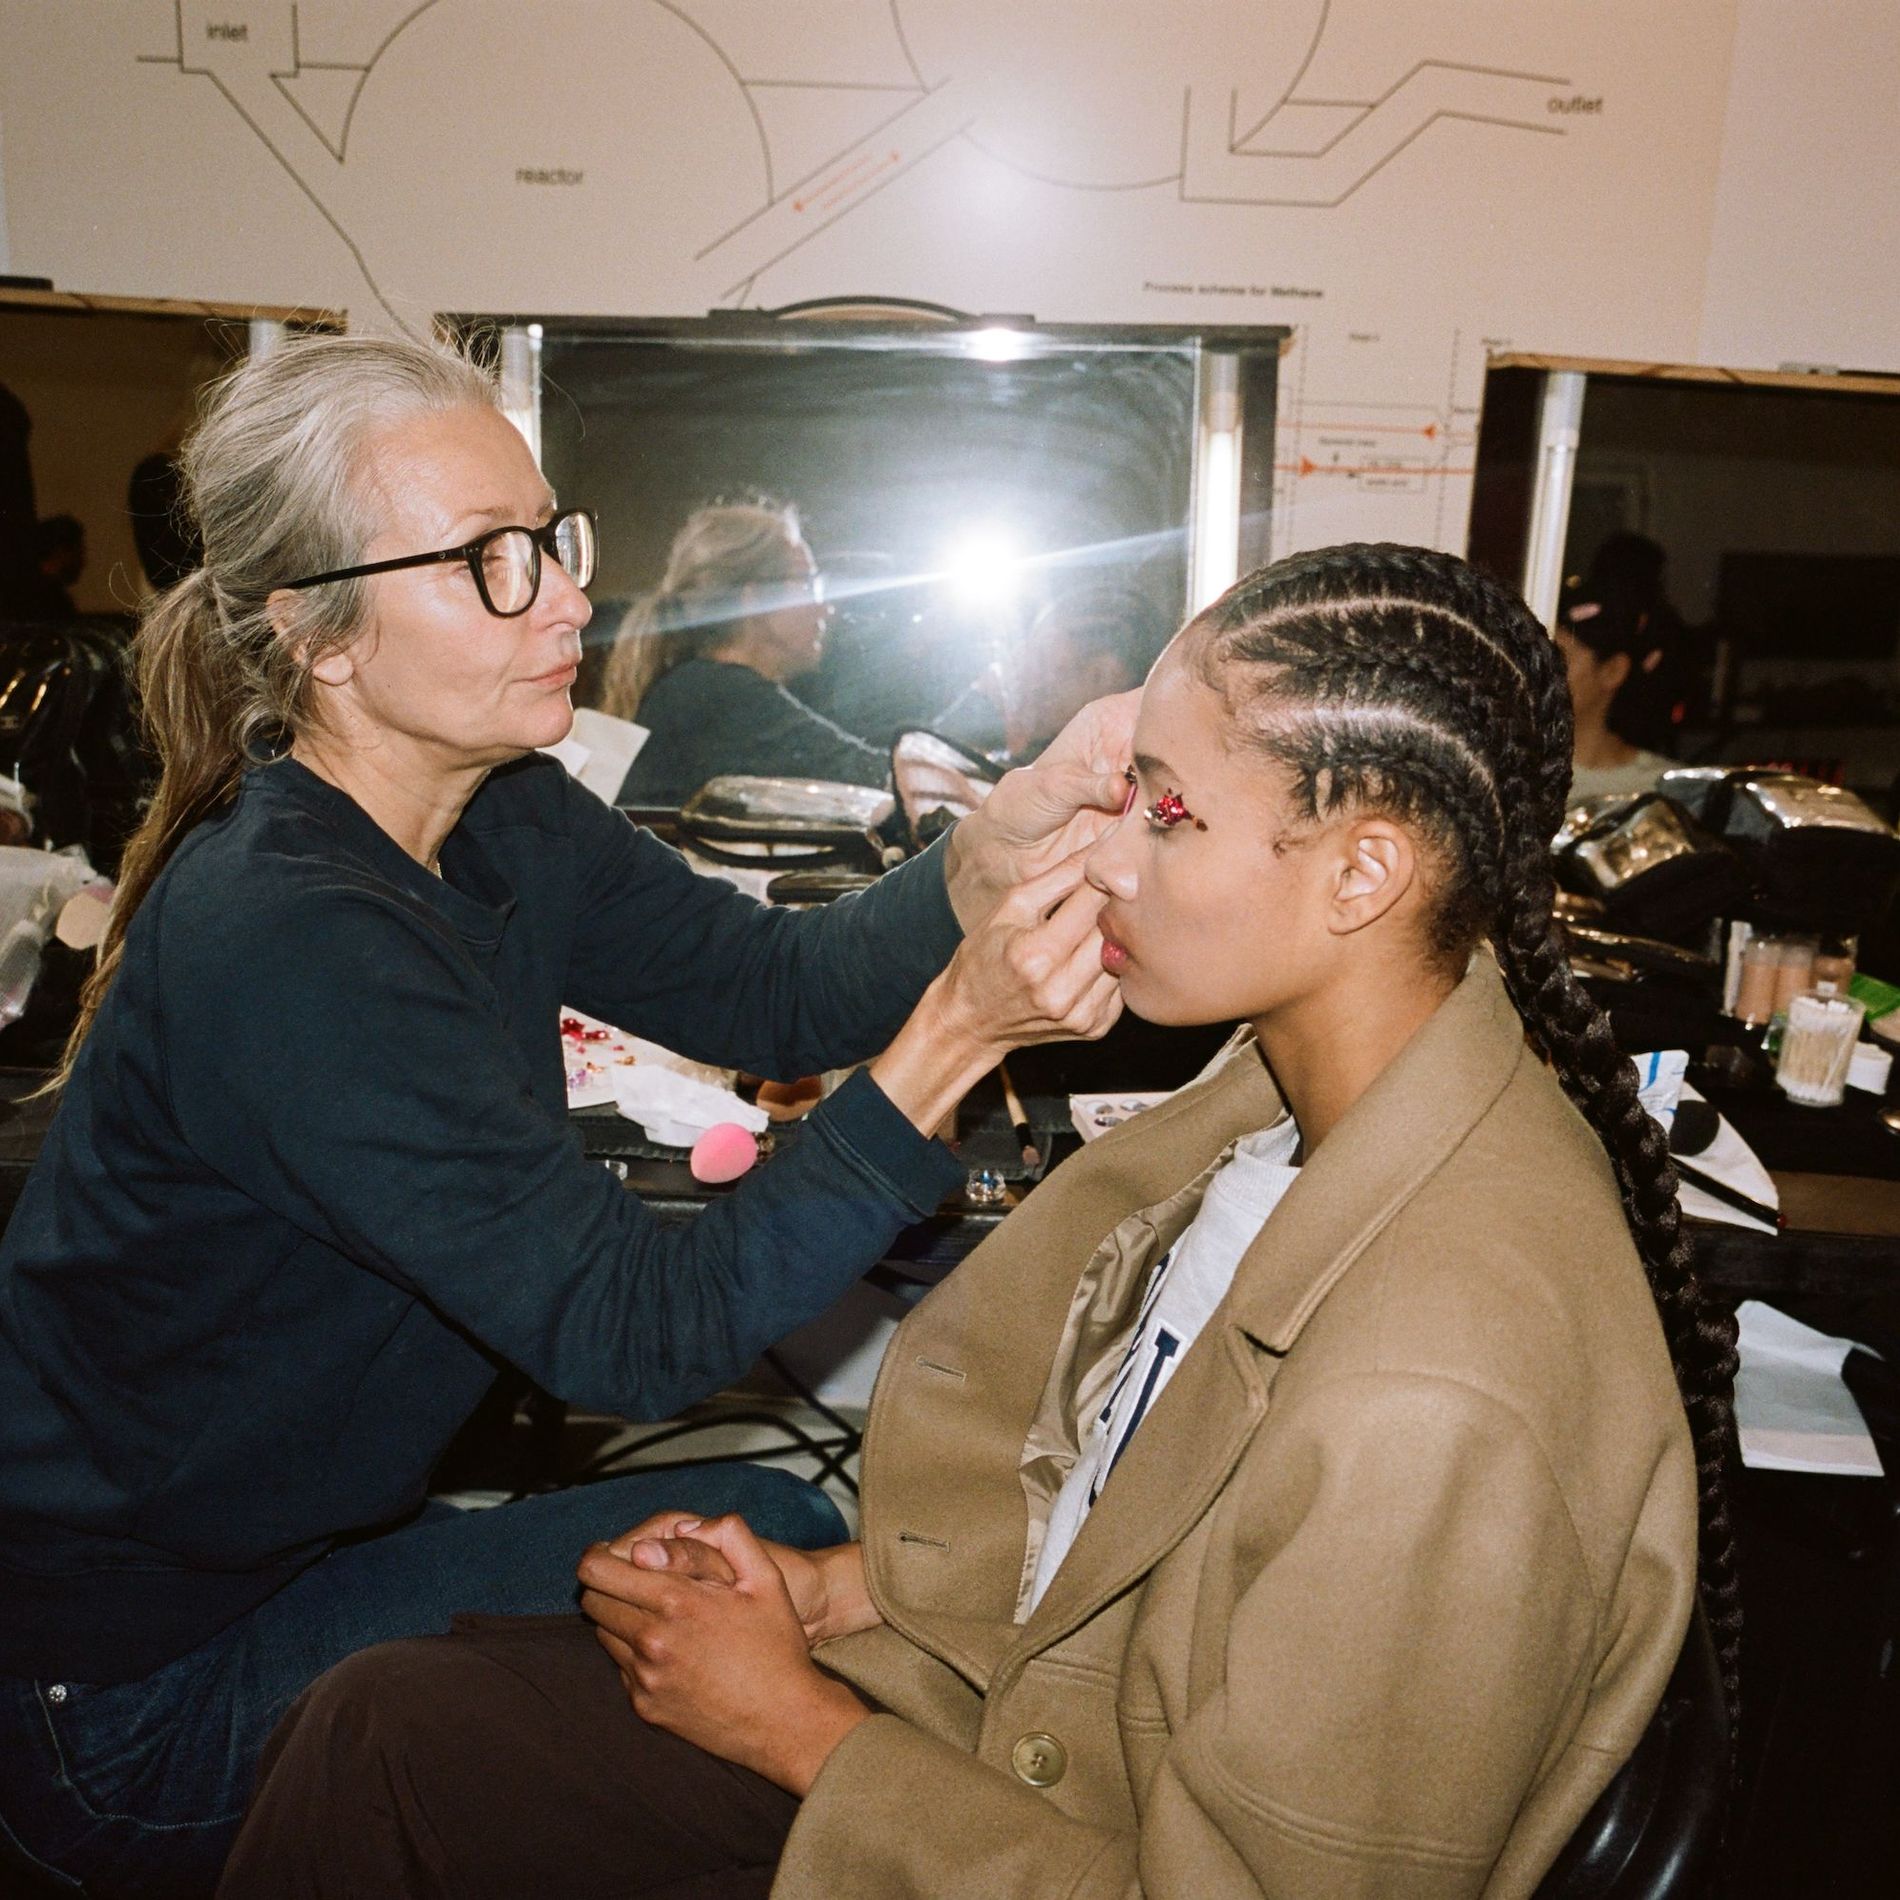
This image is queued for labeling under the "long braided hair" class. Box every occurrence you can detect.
[1190,543,1742,1734]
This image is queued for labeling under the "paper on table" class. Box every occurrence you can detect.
[539,707,649,807]
[611,1064,767,1150]
[1673,1082,1779,1233]
[560,1007,745,1120]
[1734,1300,1884,1477]
[1628,1051,1779,1234]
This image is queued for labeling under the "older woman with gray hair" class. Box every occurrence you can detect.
[0,333,1131,1897]
[602,496,888,804]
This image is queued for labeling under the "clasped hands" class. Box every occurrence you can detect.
[577,1513,878,1797]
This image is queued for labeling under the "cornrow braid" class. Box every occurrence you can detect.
[1195,543,1743,1741]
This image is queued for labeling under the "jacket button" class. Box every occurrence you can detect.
[1011,1731,1066,1787]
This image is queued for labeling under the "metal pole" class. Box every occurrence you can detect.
[1520,369,1586,626]
[1189,349,1243,612]
[499,324,544,465]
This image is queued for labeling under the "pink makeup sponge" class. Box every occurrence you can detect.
[690,1122,759,1185]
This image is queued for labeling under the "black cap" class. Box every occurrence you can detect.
[1558,570,1654,660]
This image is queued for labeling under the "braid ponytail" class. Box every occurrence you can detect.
[1492,822,1744,1735]
[1199,544,1743,1740]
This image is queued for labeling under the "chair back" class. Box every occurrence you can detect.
[1534,1605,1730,1900]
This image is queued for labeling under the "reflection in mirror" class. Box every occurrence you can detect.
[889,727,1001,846]
[524,323,1206,808]
[1470,361,1900,813]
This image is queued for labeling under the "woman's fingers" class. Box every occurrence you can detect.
[681,1514,785,1595]
[629,1535,737,1586]
[603,1511,705,1561]
[994,846,1091,924]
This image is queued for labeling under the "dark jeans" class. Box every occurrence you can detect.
[0,1467,842,1899]
[219,1613,800,1899]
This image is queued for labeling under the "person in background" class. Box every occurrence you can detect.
[1552,569,1675,805]
[1584,533,1699,750]
[20,513,86,619]
[128,449,202,593]
[934,584,1165,764]
[0,383,39,619]
[601,498,887,806]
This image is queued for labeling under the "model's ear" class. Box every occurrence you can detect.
[266,590,356,687]
[1327,817,1416,937]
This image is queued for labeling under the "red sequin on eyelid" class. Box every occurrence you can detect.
[1146,789,1207,831]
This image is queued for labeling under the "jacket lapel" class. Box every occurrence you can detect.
[862,958,1530,1688]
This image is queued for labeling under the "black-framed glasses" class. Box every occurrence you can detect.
[280,508,597,618]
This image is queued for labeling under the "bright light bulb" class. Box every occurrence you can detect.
[940,528,1023,606]
[967,326,1029,363]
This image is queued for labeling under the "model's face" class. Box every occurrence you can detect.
[315,405,592,764]
[748,539,832,680]
[1552,627,1626,732]
[1083,647,1351,1027]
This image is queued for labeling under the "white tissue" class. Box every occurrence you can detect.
[610,1064,768,1149]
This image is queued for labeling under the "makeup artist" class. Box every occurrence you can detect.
[0,333,1131,1899]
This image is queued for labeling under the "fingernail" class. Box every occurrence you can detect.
[632,1539,668,1567]
[674,1517,701,1533]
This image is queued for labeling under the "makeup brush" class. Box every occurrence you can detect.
[998,1062,1040,1169]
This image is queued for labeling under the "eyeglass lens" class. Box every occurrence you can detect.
[479,513,597,615]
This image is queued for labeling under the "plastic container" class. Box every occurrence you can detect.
[1847,1041,1893,1096]
[1732,930,1784,1026]
[1775,992,1868,1107]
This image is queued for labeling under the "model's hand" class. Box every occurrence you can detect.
[599,1516,876,1647]
[945,689,1139,929]
[578,1516,870,1795]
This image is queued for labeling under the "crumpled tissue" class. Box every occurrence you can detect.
[610,1064,768,1150]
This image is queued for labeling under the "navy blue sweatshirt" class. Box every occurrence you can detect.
[0,754,963,1682]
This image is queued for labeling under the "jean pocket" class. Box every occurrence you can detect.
[34,1659,244,1831]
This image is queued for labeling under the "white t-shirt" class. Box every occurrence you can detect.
[1569,749,1673,805]
[1024,1117,1302,1617]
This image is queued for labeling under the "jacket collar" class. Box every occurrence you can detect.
[860,956,1530,1687]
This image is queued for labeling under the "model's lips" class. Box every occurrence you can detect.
[1099,933,1131,976]
[525,662,579,689]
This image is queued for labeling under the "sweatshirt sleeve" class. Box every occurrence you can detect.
[559,773,962,1081]
[160,881,962,1419]
[779,1372,1604,1900]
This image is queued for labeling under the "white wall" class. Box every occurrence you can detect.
[0,0,1894,565]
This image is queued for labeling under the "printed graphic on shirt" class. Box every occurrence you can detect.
[1089,1252,1182,1505]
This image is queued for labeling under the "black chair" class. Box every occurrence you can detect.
[1535,1605,1731,1899]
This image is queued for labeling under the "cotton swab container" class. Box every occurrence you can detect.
[1775,993,1867,1108]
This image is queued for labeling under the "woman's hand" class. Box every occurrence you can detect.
[578,1515,870,1795]
[944,689,1140,930]
[871,850,1123,1135]
[597,1515,878,1648]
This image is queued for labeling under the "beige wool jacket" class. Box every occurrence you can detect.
[774,958,1698,1899]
